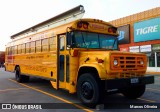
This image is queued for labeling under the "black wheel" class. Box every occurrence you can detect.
[77,73,103,107]
[15,67,21,82]
[121,85,146,99]
[15,67,29,83]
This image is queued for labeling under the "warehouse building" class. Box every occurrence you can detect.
[109,7,160,73]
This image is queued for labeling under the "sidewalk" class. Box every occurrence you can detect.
[146,72,160,75]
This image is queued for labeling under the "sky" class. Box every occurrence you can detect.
[0,0,159,51]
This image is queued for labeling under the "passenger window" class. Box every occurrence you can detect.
[26,42,30,53]
[49,37,55,51]
[14,46,18,54]
[36,40,41,52]
[11,46,15,55]
[22,44,25,53]
[9,47,12,55]
[18,44,21,54]
[31,41,36,53]
[42,38,48,52]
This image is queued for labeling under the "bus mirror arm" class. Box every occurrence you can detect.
[66,32,72,46]
[66,31,72,55]
[67,45,71,48]
[66,33,76,50]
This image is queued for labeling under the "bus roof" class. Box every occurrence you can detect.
[11,5,85,39]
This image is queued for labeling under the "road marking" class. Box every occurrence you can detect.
[147,88,160,92]
[30,85,50,88]
[0,88,28,93]
[137,98,156,103]
[118,93,156,103]
[8,79,93,112]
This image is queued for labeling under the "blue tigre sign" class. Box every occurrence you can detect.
[117,24,130,44]
[134,17,160,42]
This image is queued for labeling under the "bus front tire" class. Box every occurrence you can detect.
[77,73,102,108]
[15,67,29,83]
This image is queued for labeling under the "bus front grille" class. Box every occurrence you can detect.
[109,54,147,78]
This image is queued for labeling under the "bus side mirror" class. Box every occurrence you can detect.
[66,32,71,47]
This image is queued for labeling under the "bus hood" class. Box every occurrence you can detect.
[78,50,147,79]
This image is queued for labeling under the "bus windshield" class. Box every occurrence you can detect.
[71,31,118,50]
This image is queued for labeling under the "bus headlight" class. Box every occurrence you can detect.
[114,59,118,66]
[140,60,144,65]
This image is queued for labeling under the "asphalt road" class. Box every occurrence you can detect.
[0,67,160,112]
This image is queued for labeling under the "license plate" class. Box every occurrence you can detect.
[131,78,139,84]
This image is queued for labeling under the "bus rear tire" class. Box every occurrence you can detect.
[15,67,29,83]
[77,73,102,108]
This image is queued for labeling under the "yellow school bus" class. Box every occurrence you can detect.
[5,5,154,107]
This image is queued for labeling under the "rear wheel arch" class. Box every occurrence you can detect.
[15,65,21,82]
[15,65,29,83]
[14,65,20,72]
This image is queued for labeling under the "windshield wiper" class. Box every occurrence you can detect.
[80,31,88,48]
[112,38,117,50]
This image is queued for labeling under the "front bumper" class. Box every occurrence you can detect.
[105,75,154,90]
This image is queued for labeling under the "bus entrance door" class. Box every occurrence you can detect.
[58,34,70,89]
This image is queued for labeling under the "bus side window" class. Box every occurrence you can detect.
[22,44,25,54]
[49,37,54,51]
[14,46,18,55]
[7,47,9,55]
[31,41,35,53]
[9,47,12,55]
[42,38,48,52]
[18,44,21,54]
[6,47,8,55]
[26,42,30,53]
[36,40,41,52]
[8,47,11,55]
[8,47,9,55]
[11,46,14,55]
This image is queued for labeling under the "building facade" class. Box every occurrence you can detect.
[0,51,5,67]
[109,7,160,72]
